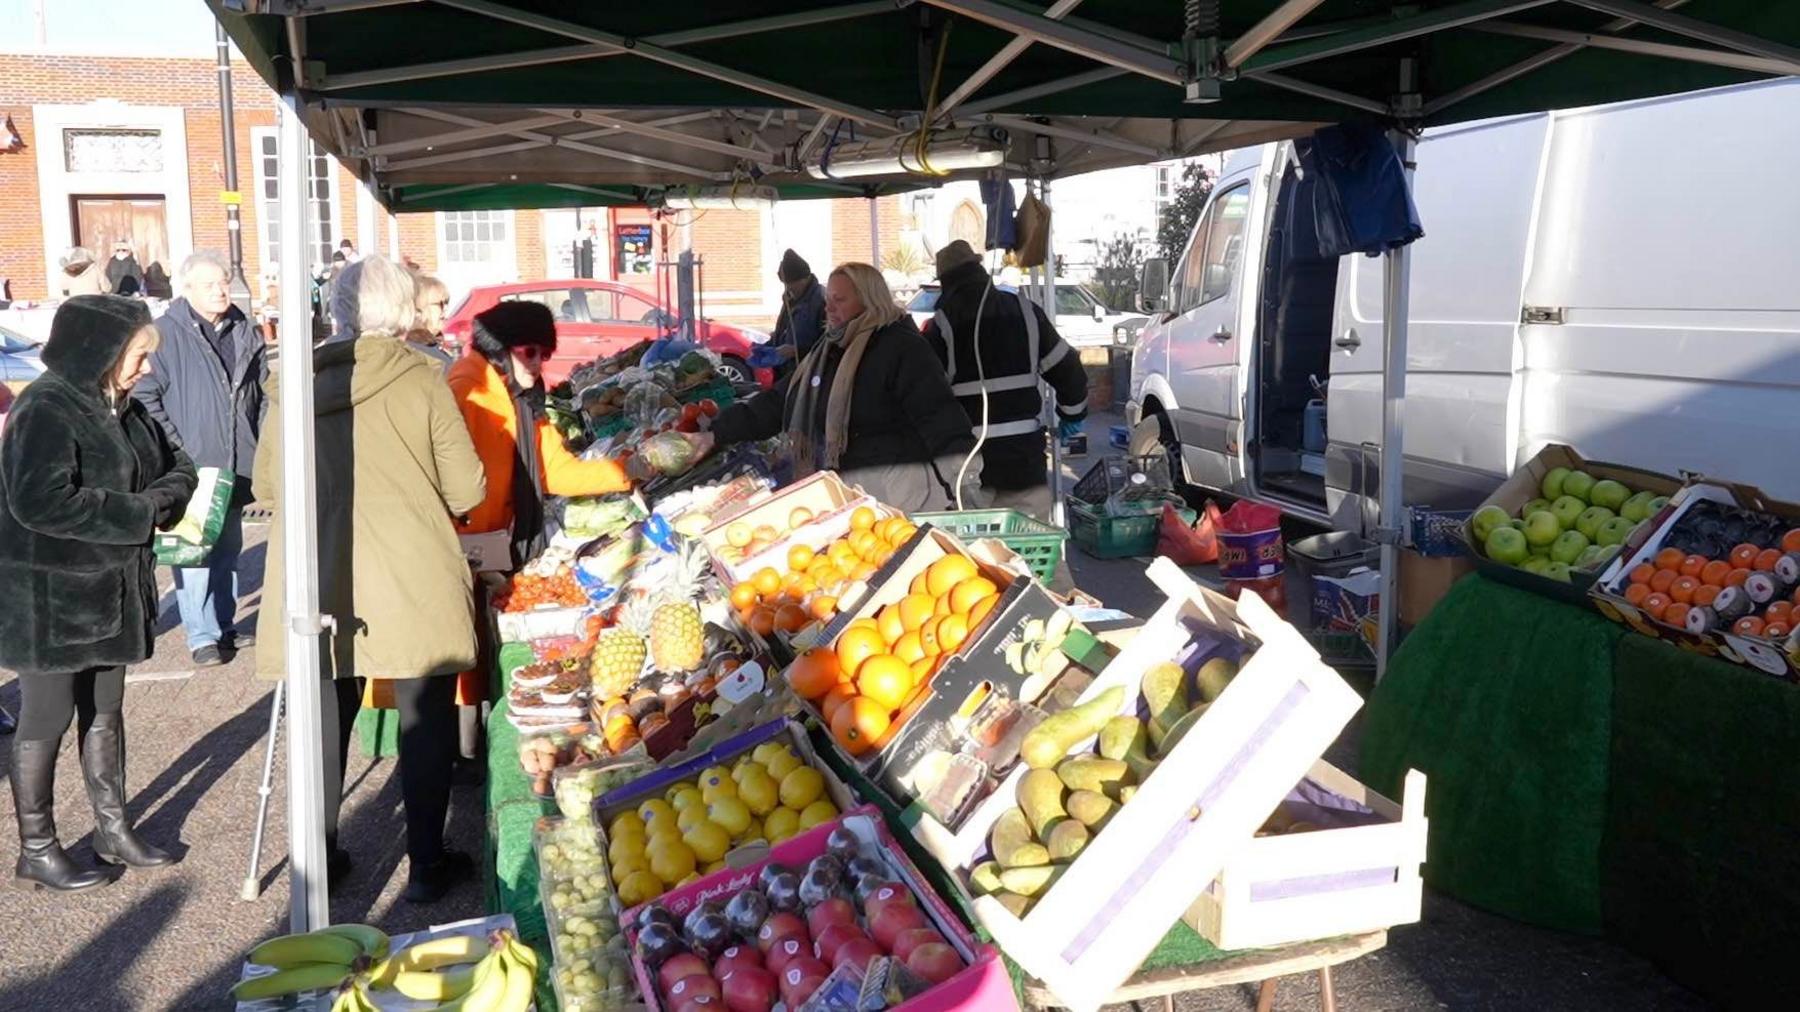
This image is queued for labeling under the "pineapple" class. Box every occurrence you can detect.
[649,544,709,673]
[591,595,649,698]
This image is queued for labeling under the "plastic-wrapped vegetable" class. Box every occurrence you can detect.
[624,380,679,425]
[562,495,647,539]
[642,431,701,476]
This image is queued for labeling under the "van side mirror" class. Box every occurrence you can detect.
[1091,303,1105,322]
[1137,258,1169,314]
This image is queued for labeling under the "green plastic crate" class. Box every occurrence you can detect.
[1066,499,1195,559]
[912,508,1067,584]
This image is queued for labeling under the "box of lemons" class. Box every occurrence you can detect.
[592,718,860,908]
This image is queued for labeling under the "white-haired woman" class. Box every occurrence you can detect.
[253,255,488,903]
[710,262,977,510]
[407,273,456,367]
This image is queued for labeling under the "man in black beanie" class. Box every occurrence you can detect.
[771,249,826,379]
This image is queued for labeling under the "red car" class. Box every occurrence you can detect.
[442,279,769,387]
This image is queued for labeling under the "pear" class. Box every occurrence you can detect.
[1018,769,1068,839]
[1140,662,1188,746]
[999,864,1066,897]
[991,808,1048,868]
[1097,715,1147,762]
[1046,820,1089,861]
[1196,657,1238,703]
[1056,757,1132,796]
[969,861,1004,896]
[1066,789,1116,828]
[1021,686,1126,768]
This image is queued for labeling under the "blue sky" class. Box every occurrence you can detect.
[0,0,222,53]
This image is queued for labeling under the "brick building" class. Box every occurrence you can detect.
[0,46,907,329]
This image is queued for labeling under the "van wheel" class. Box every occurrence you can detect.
[717,356,754,387]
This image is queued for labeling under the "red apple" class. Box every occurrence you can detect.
[891,927,946,965]
[806,897,857,938]
[869,903,930,951]
[658,953,712,994]
[714,945,763,981]
[779,958,830,1006]
[832,937,884,977]
[719,966,779,1012]
[674,996,720,1012]
[765,936,811,974]
[862,882,917,922]
[905,942,963,985]
[755,912,807,953]
[666,973,723,1006]
[812,922,866,964]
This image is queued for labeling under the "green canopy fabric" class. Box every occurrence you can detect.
[214,1,1800,211]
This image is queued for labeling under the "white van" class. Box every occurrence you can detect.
[1128,78,1800,532]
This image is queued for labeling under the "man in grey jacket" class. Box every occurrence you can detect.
[136,251,267,666]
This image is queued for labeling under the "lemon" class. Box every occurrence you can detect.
[610,852,650,883]
[647,838,696,884]
[646,826,685,857]
[676,804,713,834]
[608,811,646,838]
[735,773,779,817]
[618,869,663,907]
[676,872,701,887]
[778,767,825,810]
[701,779,739,805]
[644,810,681,839]
[696,766,733,793]
[637,798,676,826]
[763,807,801,843]
[703,859,728,874]
[683,820,732,863]
[799,799,839,830]
[667,787,704,812]
[608,833,646,866]
[763,751,803,781]
[731,760,766,785]
[708,797,754,838]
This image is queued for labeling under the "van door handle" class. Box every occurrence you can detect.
[1209,328,1233,343]
[1334,328,1361,351]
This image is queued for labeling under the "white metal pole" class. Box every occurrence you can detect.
[276,93,331,932]
[1374,128,1417,680]
[1041,175,1064,525]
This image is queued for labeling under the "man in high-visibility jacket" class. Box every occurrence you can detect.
[922,240,1088,525]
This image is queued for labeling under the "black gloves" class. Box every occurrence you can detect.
[145,486,190,529]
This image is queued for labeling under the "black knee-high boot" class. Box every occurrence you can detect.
[80,714,174,868]
[10,738,112,891]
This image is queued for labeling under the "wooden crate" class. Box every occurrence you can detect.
[1184,760,1427,951]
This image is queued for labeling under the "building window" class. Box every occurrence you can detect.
[252,128,340,271]
[63,128,163,173]
[441,210,510,264]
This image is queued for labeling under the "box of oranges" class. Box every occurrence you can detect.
[725,502,920,652]
[701,472,899,587]
[591,718,864,910]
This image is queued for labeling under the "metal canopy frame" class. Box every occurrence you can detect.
[221,0,1800,934]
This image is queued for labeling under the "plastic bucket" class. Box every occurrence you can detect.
[1218,526,1285,580]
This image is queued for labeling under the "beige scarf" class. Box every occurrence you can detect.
[783,309,887,471]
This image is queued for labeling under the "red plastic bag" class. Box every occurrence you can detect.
[1218,499,1282,533]
[1157,501,1224,566]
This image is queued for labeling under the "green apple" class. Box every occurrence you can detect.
[1523,510,1562,547]
[1575,506,1616,542]
[1575,545,1608,570]
[1541,466,1572,500]
[1509,518,1526,530]
[1646,495,1670,514]
[1597,516,1637,547]
[1589,479,1630,511]
[1521,497,1553,519]
[1470,505,1511,544]
[1561,470,1596,503]
[1530,544,1551,558]
[1484,525,1530,565]
[1620,491,1655,523]
[1519,556,1553,575]
[1551,530,1590,565]
[1543,562,1573,583]
[1550,495,1586,530]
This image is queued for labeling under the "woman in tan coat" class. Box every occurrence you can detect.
[254,255,487,903]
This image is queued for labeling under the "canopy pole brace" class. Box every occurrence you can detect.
[1375,60,1421,681]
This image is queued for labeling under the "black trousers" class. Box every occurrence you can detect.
[16,667,126,742]
[325,673,459,866]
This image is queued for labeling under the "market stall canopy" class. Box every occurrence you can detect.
[215,0,1800,211]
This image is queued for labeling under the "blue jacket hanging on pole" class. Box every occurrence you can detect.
[979,174,1018,251]
[1297,123,1424,258]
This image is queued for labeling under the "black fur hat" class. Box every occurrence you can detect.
[471,300,557,364]
[40,294,152,392]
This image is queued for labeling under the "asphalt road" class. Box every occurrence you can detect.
[0,446,1708,1010]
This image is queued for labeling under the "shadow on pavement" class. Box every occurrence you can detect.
[0,881,189,1010]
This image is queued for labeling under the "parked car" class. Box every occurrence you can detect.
[906,282,1136,348]
[1128,78,1800,530]
[442,280,769,387]
[1,324,45,389]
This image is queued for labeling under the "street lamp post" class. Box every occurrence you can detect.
[217,21,252,315]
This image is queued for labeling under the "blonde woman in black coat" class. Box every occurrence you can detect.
[0,294,197,891]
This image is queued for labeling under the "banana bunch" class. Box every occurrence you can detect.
[230,923,390,1002]
[332,929,538,1012]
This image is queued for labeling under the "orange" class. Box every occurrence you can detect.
[936,613,970,654]
[835,625,886,676]
[1756,548,1783,571]
[898,593,936,632]
[1623,582,1652,607]
[786,648,842,700]
[1648,569,1677,594]
[738,602,760,626]
[892,631,927,665]
[819,684,855,724]
[1640,592,1671,616]
[788,544,816,572]
[874,517,900,542]
[1784,529,1800,554]
[856,654,914,710]
[1768,601,1795,624]
[831,696,891,756]
[1627,564,1655,586]
[950,576,999,614]
[934,594,954,618]
[875,603,906,644]
[967,594,1000,630]
[1692,584,1721,608]
[926,555,979,597]
[871,546,895,567]
[729,582,759,611]
[909,572,930,595]
[850,530,880,559]
[1729,544,1760,568]
[1700,560,1733,586]
[1725,568,1752,588]
[850,561,879,582]
[1654,548,1686,571]
[829,541,858,567]
[790,575,818,596]
[917,616,942,655]
[789,506,815,530]
[752,567,782,596]
[850,506,877,532]
[1668,575,1699,604]
[1661,601,1690,627]
[774,603,810,634]
[808,594,838,621]
[848,616,880,635]
[888,522,918,546]
[911,657,937,683]
[1679,554,1707,578]
[748,607,778,638]
[814,564,844,587]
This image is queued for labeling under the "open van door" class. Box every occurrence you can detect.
[1324,115,1550,532]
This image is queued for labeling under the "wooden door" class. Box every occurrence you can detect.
[72,196,170,278]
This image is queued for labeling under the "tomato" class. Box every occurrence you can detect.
[698,398,720,417]
[681,402,703,424]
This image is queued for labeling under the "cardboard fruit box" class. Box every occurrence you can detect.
[1590,481,1800,681]
[700,471,897,586]
[619,807,1016,1012]
[1461,443,1682,609]
[934,558,1366,1012]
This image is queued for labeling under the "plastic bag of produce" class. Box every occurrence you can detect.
[562,495,647,540]
[154,467,235,567]
[642,431,702,476]
[623,380,678,425]
[1157,500,1224,566]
